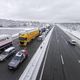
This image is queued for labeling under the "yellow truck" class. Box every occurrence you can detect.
[19,29,40,46]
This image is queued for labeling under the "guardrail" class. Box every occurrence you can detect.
[19,27,54,80]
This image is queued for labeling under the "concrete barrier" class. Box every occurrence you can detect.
[19,27,54,80]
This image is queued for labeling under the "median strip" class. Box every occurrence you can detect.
[19,27,54,80]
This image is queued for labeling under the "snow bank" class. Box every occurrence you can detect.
[58,24,80,39]
[61,27,80,39]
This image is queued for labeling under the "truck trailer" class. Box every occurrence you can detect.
[19,29,40,46]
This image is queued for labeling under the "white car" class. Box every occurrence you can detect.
[37,35,43,41]
[8,49,29,69]
[0,47,16,61]
[68,40,76,46]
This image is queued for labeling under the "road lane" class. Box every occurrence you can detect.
[37,27,65,80]
[57,27,80,80]
[37,26,80,80]
[0,38,41,80]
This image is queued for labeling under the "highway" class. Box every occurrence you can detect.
[0,38,42,80]
[37,26,80,80]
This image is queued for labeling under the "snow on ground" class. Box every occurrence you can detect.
[0,27,35,35]
[61,27,80,39]
[58,24,80,46]
[58,24,80,39]
[68,30,80,39]
[0,27,35,30]
[0,27,35,40]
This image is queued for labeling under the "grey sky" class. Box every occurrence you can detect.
[0,0,80,22]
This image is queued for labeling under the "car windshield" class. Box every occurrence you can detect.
[19,37,27,40]
[13,56,21,60]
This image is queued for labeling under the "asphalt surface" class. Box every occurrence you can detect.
[0,37,41,80]
[37,26,80,80]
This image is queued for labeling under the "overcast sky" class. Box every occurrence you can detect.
[0,0,80,22]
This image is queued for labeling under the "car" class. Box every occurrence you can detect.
[68,40,76,46]
[0,47,16,61]
[37,35,43,41]
[8,49,29,70]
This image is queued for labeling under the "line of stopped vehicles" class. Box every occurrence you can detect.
[0,26,51,70]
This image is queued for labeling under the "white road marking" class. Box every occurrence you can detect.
[61,36,68,45]
[63,37,68,45]
[78,60,80,63]
[65,41,68,45]
[57,39,59,43]
[39,36,51,80]
[61,55,64,64]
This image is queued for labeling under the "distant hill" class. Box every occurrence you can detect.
[59,23,80,32]
[0,19,29,27]
[0,19,52,28]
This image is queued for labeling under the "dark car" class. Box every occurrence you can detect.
[8,49,29,69]
[68,40,76,46]
[0,47,16,61]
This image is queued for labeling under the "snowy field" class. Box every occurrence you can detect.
[0,27,35,36]
[62,28,80,39]
[58,24,80,39]
[59,23,80,32]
